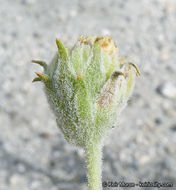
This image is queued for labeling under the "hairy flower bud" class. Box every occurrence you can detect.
[32,36,140,148]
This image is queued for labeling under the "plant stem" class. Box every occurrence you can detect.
[85,142,103,190]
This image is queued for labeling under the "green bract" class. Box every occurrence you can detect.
[32,36,140,148]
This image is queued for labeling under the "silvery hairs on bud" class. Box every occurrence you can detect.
[32,36,140,190]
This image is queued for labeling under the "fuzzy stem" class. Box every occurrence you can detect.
[85,142,103,190]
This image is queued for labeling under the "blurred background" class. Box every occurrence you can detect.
[0,0,176,189]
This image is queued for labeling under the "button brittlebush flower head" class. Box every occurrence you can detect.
[32,36,140,147]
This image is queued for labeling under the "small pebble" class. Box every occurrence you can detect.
[157,82,176,99]
[9,174,27,185]
[154,118,162,125]
[170,124,176,132]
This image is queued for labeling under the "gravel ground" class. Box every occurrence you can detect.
[0,0,176,190]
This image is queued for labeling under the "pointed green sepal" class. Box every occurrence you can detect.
[31,60,47,70]
[32,77,42,82]
[128,62,141,76]
[35,72,49,82]
[56,38,68,62]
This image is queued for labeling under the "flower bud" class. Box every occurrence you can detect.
[32,36,140,147]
